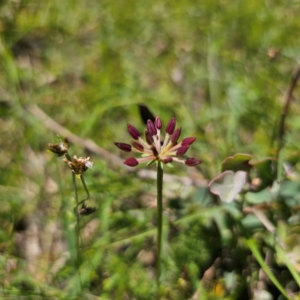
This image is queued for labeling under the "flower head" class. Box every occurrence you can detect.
[64,155,94,175]
[114,117,202,167]
[48,138,69,157]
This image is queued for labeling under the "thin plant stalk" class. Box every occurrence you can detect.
[276,65,300,162]
[71,172,83,292]
[65,153,81,259]
[156,162,164,287]
[65,153,83,292]
[245,238,292,300]
[81,174,90,201]
[48,138,94,296]
[72,173,80,253]
[73,175,91,212]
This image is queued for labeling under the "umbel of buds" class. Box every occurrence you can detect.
[114,117,202,167]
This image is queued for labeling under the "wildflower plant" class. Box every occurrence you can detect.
[48,137,95,215]
[48,136,95,292]
[114,116,202,287]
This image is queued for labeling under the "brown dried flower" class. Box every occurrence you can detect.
[48,138,69,157]
[64,155,93,175]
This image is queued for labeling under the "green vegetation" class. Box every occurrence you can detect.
[1,0,300,299]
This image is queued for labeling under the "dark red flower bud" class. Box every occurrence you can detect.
[181,137,196,146]
[114,142,132,152]
[145,131,154,145]
[124,157,139,167]
[132,141,144,151]
[176,145,189,155]
[163,157,173,164]
[170,128,181,144]
[127,124,140,140]
[166,117,176,135]
[155,116,162,130]
[185,158,203,167]
[147,120,157,136]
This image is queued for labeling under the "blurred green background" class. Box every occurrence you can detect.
[1,0,300,299]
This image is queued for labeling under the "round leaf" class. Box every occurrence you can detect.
[209,170,247,203]
[221,153,252,173]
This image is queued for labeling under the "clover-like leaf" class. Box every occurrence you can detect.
[209,170,247,203]
[221,153,252,173]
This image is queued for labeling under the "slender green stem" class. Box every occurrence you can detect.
[72,173,80,251]
[65,152,72,162]
[156,162,164,287]
[63,149,83,295]
[81,175,90,200]
[80,174,90,207]
[276,65,300,162]
[72,172,83,294]
[65,152,81,256]
[275,245,300,287]
[245,238,292,300]
[65,147,80,253]
[72,175,91,214]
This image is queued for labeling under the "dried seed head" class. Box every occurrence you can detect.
[127,124,141,140]
[79,205,97,216]
[64,156,93,174]
[166,118,176,135]
[48,141,69,157]
[114,142,132,152]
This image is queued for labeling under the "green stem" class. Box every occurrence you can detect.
[80,174,90,207]
[72,173,80,253]
[81,175,90,200]
[71,171,83,293]
[156,162,164,288]
[245,238,292,300]
[72,175,91,214]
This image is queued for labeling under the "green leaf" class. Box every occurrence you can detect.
[221,153,252,173]
[208,170,247,203]
[245,188,270,204]
[279,180,300,198]
[245,239,292,300]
